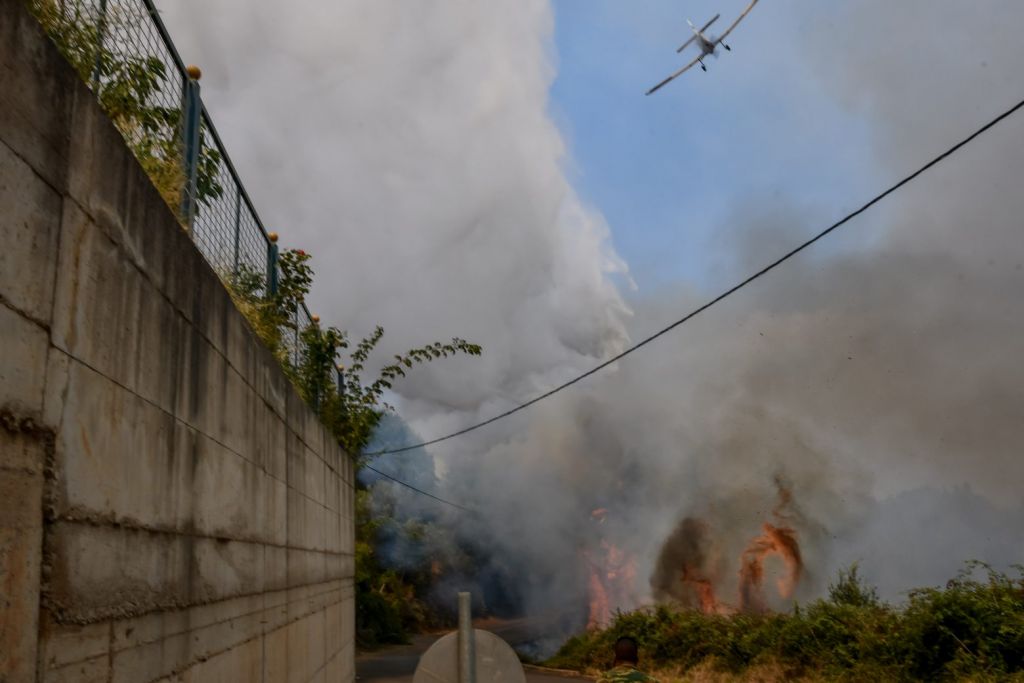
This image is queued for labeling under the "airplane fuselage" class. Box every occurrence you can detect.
[696,33,716,56]
[690,21,731,60]
[684,19,719,61]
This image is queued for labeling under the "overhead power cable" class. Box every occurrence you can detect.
[363,464,475,513]
[366,96,1024,458]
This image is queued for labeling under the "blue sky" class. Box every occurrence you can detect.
[549,0,879,293]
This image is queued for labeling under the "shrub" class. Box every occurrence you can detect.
[549,564,1024,682]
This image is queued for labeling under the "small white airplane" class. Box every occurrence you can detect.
[646,0,760,95]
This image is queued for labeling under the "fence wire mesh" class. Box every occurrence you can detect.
[35,0,320,370]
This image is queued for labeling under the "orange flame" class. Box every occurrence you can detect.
[680,565,729,615]
[737,478,803,612]
[605,540,638,609]
[585,510,638,628]
[586,556,610,629]
[655,478,806,615]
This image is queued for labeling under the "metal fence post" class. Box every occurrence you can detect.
[232,187,242,275]
[310,319,321,411]
[90,0,109,88]
[293,307,300,366]
[180,66,203,233]
[266,233,279,296]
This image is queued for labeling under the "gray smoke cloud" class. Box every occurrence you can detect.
[158,0,1024,625]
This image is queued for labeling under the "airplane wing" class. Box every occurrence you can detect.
[677,13,719,53]
[715,0,759,45]
[700,13,721,34]
[676,33,698,54]
[646,54,704,95]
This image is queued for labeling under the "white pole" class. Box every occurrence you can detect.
[457,592,476,683]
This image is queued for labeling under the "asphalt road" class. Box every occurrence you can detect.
[356,620,594,682]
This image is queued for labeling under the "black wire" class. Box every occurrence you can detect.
[366,96,1024,458]
[364,464,476,513]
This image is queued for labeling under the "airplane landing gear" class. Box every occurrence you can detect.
[723,43,732,51]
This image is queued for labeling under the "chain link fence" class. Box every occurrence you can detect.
[36,0,321,372]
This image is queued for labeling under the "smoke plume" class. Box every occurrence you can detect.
[158,0,1024,632]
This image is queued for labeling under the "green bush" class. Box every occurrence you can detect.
[356,589,407,649]
[549,564,1024,681]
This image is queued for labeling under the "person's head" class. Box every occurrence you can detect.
[613,636,639,666]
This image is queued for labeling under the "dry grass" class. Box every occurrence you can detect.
[651,660,810,683]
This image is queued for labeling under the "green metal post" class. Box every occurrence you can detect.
[232,187,242,275]
[266,240,279,296]
[311,326,321,412]
[293,308,300,366]
[180,76,202,232]
[90,0,109,88]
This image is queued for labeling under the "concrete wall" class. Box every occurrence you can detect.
[0,1,356,680]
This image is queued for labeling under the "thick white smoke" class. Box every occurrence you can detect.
[157,0,631,416]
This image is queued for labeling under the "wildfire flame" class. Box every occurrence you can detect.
[738,522,803,612]
[585,511,638,629]
[737,477,804,612]
[651,475,806,616]
[680,565,727,615]
[586,556,609,629]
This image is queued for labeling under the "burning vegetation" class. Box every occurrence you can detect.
[584,508,639,629]
[650,476,806,615]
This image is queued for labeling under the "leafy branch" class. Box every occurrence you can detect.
[226,248,481,458]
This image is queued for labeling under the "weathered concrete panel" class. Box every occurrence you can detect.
[41,656,109,683]
[262,621,289,683]
[0,0,73,192]
[265,544,290,594]
[0,140,61,323]
[51,200,155,405]
[0,432,45,683]
[267,476,289,547]
[45,522,192,622]
[110,599,265,683]
[38,617,109,672]
[179,636,263,683]
[37,617,110,682]
[191,433,270,541]
[0,301,50,418]
[54,359,194,529]
[286,609,325,683]
[190,536,265,602]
